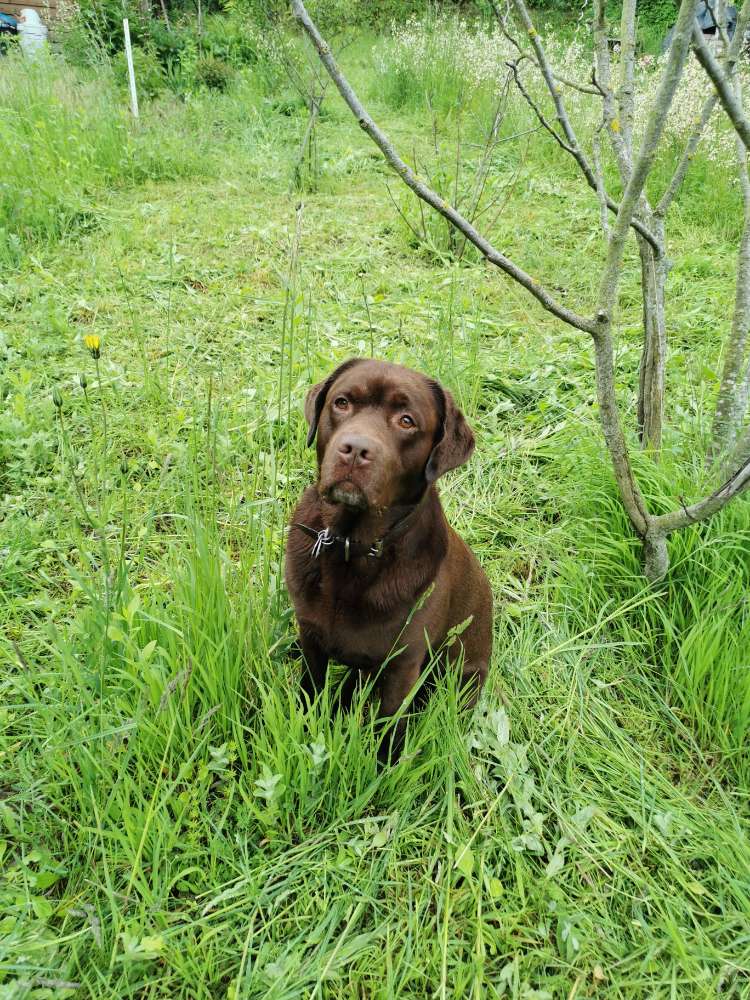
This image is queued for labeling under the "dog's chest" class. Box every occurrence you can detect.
[297,572,411,667]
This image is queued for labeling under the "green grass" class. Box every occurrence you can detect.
[1,22,750,998]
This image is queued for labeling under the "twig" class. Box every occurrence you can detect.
[292,81,328,190]
[655,91,718,217]
[459,82,514,258]
[506,61,574,153]
[384,179,424,245]
[678,495,697,523]
[32,980,82,991]
[493,0,599,95]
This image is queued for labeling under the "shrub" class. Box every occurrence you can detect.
[200,12,268,66]
[112,43,166,100]
[195,54,234,90]
[374,13,516,113]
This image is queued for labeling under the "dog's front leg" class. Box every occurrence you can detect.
[376,658,422,763]
[299,628,329,704]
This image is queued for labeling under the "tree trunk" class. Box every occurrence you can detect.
[730,418,750,469]
[636,229,667,453]
[709,139,750,466]
[642,529,669,581]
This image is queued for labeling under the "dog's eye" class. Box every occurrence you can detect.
[399,414,415,429]
[333,396,349,411]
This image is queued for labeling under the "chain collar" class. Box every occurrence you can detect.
[293,501,422,563]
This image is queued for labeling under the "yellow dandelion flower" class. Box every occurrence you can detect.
[611,118,621,133]
[83,334,101,359]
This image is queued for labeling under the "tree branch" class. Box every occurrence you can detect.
[289,0,598,335]
[617,0,637,156]
[508,0,583,155]
[506,60,575,155]
[692,23,750,150]
[710,148,750,460]
[597,0,696,324]
[492,0,600,95]
[709,85,750,461]
[593,0,631,181]
[654,91,718,218]
[705,0,731,50]
[652,455,750,534]
[591,333,650,536]
[592,126,610,237]
[499,0,661,251]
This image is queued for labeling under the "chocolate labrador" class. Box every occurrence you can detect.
[285,358,492,757]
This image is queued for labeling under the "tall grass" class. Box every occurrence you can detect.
[3,18,750,996]
[372,12,516,117]
[553,434,750,781]
[0,52,213,267]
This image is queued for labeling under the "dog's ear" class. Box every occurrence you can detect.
[304,358,363,447]
[425,382,475,482]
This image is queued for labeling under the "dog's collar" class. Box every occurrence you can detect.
[293,501,424,563]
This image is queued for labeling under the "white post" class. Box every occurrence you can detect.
[123,18,139,119]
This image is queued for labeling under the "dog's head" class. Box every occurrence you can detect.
[304,358,474,512]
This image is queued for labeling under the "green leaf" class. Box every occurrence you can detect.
[34,870,62,889]
[572,805,597,830]
[454,843,475,879]
[124,594,141,624]
[31,896,54,920]
[140,639,158,662]
[487,876,504,900]
[254,765,284,802]
[371,828,389,848]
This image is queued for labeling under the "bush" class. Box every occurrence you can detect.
[200,12,267,65]
[224,0,433,29]
[195,54,234,90]
[113,44,166,100]
[374,12,516,114]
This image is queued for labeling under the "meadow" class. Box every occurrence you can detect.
[1,11,750,997]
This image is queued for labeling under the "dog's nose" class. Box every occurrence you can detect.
[337,435,375,466]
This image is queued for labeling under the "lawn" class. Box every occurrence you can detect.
[1,18,750,998]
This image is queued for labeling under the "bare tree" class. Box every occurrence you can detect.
[290,0,750,580]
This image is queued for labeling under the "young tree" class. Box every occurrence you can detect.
[290,0,750,580]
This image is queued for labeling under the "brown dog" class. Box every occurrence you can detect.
[285,358,492,758]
